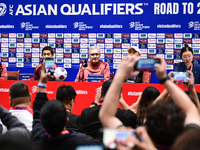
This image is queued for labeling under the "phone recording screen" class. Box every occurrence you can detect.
[135,59,158,71]
[173,72,189,83]
[45,58,54,75]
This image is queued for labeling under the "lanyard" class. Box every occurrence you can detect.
[10,107,33,115]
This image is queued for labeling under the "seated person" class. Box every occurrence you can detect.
[99,55,200,149]
[32,65,95,150]
[174,43,200,84]
[75,46,110,82]
[125,46,150,83]
[8,82,33,132]
[68,79,140,140]
[0,63,8,80]
[34,46,57,81]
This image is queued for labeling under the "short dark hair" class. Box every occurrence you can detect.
[146,100,185,146]
[102,79,112,97]
[42,46,54,55]
[40,100,67,135]
[180,44,193,58]
[9,82,30,99]
[56,85,77,105]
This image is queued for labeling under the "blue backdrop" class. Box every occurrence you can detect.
[0,0,200,82]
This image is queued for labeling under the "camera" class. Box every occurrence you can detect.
[172,72,190,83]
[134,58,160,71]
[44,57,55,76]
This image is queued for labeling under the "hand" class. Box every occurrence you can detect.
[119,93,125,104]
[40,60,50,84]
[187,70,194,90]
[154,56,167,80]
[94,86,102,103]
[116,56,140,80]
[134,127,157,150]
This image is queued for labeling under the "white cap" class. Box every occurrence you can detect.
[127,46,140,54]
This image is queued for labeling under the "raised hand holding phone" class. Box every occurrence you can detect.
[44,57,55,76]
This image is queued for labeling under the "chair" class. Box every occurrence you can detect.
[110,72,115,80]
[7,70,21,80]
[149,72,151,83]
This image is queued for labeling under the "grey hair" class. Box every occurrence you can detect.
[89,46,100,54]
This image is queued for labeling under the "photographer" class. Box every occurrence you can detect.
[99,56,200,150]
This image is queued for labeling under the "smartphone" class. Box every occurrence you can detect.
[134,59,160,71]
[172,72,190,83]
[75,144,103,150]
[45,57,54,75]
[103,128,136,149]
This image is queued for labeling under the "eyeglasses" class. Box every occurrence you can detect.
[182,55,192,59]
[89,53,100,56]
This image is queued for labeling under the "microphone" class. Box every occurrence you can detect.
[78,59,88,82]
[82,59,88,67]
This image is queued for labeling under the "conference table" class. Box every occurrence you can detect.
[0,80,199,115]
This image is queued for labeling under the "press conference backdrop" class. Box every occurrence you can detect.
[0,0,200,82]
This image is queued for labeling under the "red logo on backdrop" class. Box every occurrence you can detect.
[24,53,32,57]
[148,54,156,58]
[183,39,192,43]
[32,43,39,48]
[139,39,147,43]
[1,58,8,62]
[105,54,113,58]
[193,55,200,59]
[97,39,105,43]
[9,48,16,52]
[165,60,174,64]
[40,33,48,38]
[72,43,80,48]
[122,33,130,38]
[174,49,181,54]
[64,54,72,58]
[157,44,165,48]
[80,33,88,38]
[1,33,8,38]
[165,33,174,38]
[114,44,121,48]
[56,38,64,43]
[17,38,24,43]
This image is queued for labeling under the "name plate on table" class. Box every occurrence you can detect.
[88,74,104,82]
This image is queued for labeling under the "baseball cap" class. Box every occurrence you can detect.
[127,46,140,54]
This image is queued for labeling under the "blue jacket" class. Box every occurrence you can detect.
[174,62,200,84]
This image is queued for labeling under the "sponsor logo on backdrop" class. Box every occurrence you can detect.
[188,21,200,30]
[165,33,174,38]
[157,33,165,38]
[148,39,156,43]
[45,25,67,28]
[183,39,191,43]
[157,24,181,28]
[166,65,173,70]
[74,22,93,31]
[20,22,39,31]
[100,24,122,28]
[131,33,139,38]
[130,22,150,30]
[174,33,183,38]
[174,60,182,63]
[166,39,173,43]
[0,24,14,28]
[0,3,6,16]
[148,33,156,38]
[2,38,8,42]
